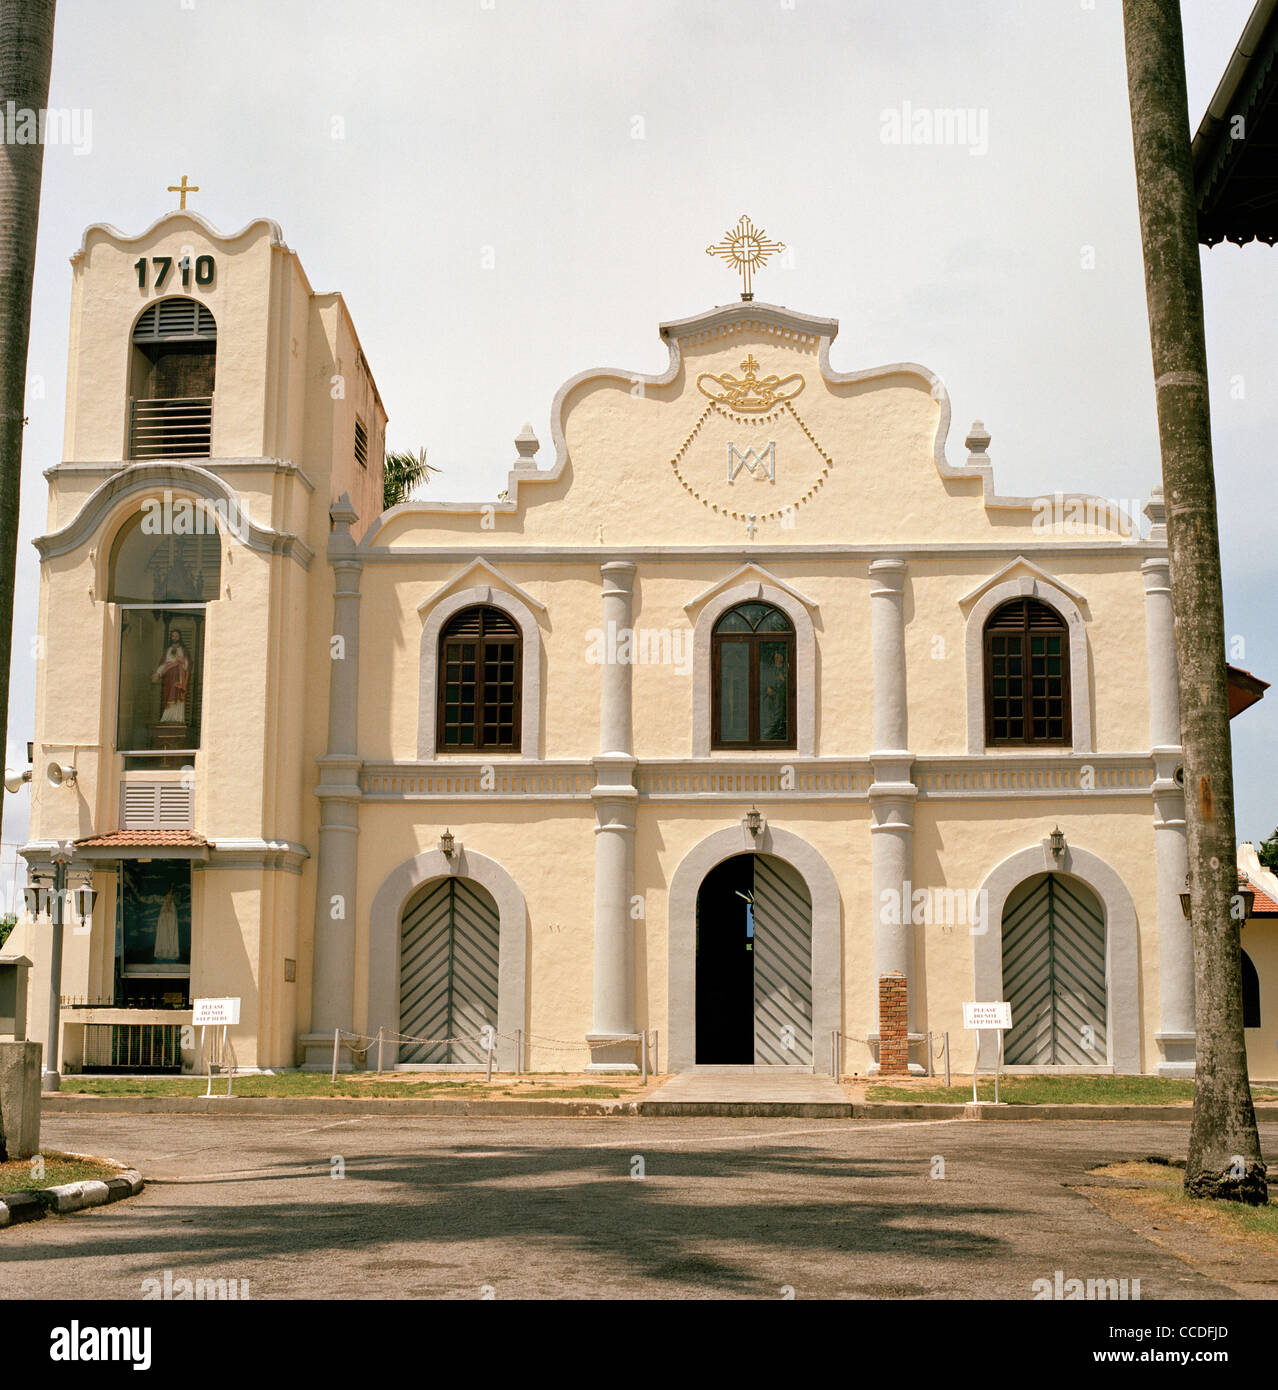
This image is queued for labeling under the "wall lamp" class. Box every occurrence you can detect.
[439,829,455,859]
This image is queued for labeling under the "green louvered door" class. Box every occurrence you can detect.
[1002,873,1106,1065]
[752,854,814,1066]
[399,878,500,1064]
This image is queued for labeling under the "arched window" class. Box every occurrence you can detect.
[437,605,522,752]
[712,602,795,750]
[983,598,1071,746]
[128,297,217,459]
[1241,948,1261,1028]
[109,509,221,761]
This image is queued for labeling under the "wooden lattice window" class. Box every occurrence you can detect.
[984,598,1071,746]
[711,602,796,750]
[437,606,521,751]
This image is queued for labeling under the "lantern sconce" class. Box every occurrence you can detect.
[1238,872,1255,924]
[745,806,762,838]
[72,882,98,924]
[439,829,455,859]
[1049,826,1065,860]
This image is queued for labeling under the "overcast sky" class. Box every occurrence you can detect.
[4,0,1273,867]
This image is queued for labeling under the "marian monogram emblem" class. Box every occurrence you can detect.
[669,349,834,539]
[697,356,805,413]
[728,441,775,482]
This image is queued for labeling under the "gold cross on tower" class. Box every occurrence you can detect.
[706,214,785,301]
[167,174,199,210]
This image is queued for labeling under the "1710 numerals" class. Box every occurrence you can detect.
[134,254,215,289]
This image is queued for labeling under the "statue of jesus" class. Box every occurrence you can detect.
[152,630,191,724]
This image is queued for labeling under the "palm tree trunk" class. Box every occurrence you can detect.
[1122,0,1266,1203]
[0,0,56,837]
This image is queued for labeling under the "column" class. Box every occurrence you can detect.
[867,557,920,1067]
[587,561,639,1071]
[1144,548,1193,1075]
[301,495,363,1070]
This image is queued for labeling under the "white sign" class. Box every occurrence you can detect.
[963,1001,1012,1030]
[193,996,241,1026]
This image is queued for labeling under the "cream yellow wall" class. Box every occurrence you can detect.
[26,211,389,1070]
[912,803,1160,1072]
[66,216,275,461]
[356,555,1152,765]
[371,323,1137,552]
[1243,920,1278,1081]
[32,224,1217,1080]
[347,796,1161,1073]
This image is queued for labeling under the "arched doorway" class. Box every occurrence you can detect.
[1001,872,1107,1064]
[398,877,500,1065]
[695,853,813,1065]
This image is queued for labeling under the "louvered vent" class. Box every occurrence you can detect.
[354,417,368,468]
[133,298,217,342]
[442,606,519,641]
[121,781,194,829]
[986,598,1065,631]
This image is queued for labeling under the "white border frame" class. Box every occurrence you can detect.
[417,585,543,759]
[691,580,817,757]
[964,575,1092,754]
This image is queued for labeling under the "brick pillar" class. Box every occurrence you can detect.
[878,972,909,1076]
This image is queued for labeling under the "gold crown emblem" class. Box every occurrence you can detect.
[696,355,805,413]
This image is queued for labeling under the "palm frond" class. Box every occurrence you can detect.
[383,446,440,510]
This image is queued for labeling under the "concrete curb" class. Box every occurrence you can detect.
[40,1093,1278,1122]
[0,1165,144,1228]
[42,1094,644,1118]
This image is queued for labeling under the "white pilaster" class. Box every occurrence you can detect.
[302,495,362,1069]
[868,558,920,1067]
[587,561,639,1071]
[1143,541,1193,1075]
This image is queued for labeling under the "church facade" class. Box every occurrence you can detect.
[16,207,1275,1080]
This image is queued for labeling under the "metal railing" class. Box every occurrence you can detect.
[129,395,213,459]
[82,1022,183,1071]
[63,994,189,1010]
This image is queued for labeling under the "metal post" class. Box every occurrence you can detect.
[516,1028,522,1076]
[926,1031,934,1077]
[943,1030,951,1088]
[995,1027,1004,1106]
[377,1026,384,1075]
[42,846,72,1092]
[972,1029,980,1105]
[331,1027,340,1083]
[640,1032,648,1084]
[485,1031,494,1083]
[653,1029,659,1077]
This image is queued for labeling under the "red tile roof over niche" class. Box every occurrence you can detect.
[74,830,208,848]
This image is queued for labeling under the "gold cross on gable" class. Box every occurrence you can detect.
[706,214,785,301]
[167,174,199,210]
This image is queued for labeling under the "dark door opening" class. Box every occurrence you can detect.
[695,854,756,1063]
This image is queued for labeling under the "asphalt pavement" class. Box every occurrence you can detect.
[1,1114,1270,1300]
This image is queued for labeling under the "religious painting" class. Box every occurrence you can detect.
[115,610,205,752]
[120,860,192,976]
